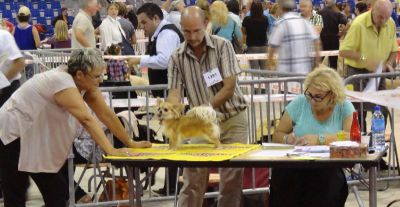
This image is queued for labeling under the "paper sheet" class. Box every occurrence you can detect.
[363,62,383,92]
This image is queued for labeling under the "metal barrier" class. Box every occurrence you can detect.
[344,72,400,195]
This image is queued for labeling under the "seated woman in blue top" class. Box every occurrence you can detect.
[270,66,355,207]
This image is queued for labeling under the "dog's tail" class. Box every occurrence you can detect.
[186,106,218,124]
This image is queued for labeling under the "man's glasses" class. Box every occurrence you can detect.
[304,89,331,102]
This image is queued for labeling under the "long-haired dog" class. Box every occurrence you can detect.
[156,99,221,149]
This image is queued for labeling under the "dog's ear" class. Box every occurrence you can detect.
[156,97,162,106]
[173,103,185,113]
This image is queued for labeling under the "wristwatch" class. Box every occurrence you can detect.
[318,134,326,145]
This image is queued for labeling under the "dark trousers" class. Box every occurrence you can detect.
[0,80,20,199]
[346,66,389,132]
[269,168,348,207]
[321,39,340,69]
[59,145,88,202]
[0,139,68,207]
[148,69,167,98]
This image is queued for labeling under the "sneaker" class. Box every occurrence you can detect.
[152,188,175,196]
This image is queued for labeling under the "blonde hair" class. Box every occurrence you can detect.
[304,65,346,105]
[196,0,210,20]
[54,20,69,41]
[210,1,229,26]
[270,3,280,15]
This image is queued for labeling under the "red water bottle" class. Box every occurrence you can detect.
[350,111,361,143]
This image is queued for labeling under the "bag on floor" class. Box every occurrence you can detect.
[99,178,130,207]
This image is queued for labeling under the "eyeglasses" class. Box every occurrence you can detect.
[304,89,331,102]
[86,73,104,81]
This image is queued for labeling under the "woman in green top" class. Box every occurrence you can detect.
[270,66,355,207]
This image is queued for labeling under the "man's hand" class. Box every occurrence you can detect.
[127,57,141,68]
[385,62,394,72]
[364,58,380,72]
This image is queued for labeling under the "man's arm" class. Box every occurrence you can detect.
[74,28,91,47]
[4,58,25,81]
[385,51,397,72]
[167,88,181,104]
[210,76,236,109]
[313,39,321,68]
[267,46,277,70]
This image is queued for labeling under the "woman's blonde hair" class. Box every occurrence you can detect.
[270,3,280,15]
[54,20,69,41]
[196,0,210,20]
[210,1,229,27]
[304,65,346,105]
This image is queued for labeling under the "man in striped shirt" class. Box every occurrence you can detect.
[300,0,324,34]
[167,6,248,207]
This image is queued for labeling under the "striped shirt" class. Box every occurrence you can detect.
[310,12,324,28]
[168,34,247,121]
[268,12,319,74]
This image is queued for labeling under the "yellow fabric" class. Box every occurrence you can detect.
[339,11,398,69]
[105,143,260,161]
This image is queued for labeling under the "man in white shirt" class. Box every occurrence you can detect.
[0,30,25,106]
[128,3,184,98]
[0,29,25,201]
[71,0,100,48]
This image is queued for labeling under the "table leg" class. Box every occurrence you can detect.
[369,166,377,207]
[135,168,143,207]
[127,166,135,207]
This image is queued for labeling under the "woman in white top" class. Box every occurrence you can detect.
[99,3,124,52]
[0,48,151,206]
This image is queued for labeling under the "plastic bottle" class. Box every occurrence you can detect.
[350,111,361,143]
[371,106,385,152]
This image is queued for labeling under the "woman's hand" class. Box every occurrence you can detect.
[128,140,152,148]
[108,147,135,157]
[296,135,318,146]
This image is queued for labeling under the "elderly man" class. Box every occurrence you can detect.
[167,6,248,207]
[339,0,397,132]
[300,0,324,34]
[71,0,99,48]
[267,0,320,74]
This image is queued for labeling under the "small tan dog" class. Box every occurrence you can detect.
[156,99,221,149]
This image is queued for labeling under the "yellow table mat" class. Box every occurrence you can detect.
[105,143,260,161]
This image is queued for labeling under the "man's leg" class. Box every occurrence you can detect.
[178,167,209,207]
[218,110,248,207]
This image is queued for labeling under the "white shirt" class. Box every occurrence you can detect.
[71,10,96,49]
[0,67,79,172]
[99,16,124,52]
[0,29,22,88]
[268,12,319,74]
[140,19,181,69]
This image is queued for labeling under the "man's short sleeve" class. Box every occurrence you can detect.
[167,54,182,89]
[339,23,361,52]
[268,21,284,47]
[219,40,241,78]
[0,31,23,61]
